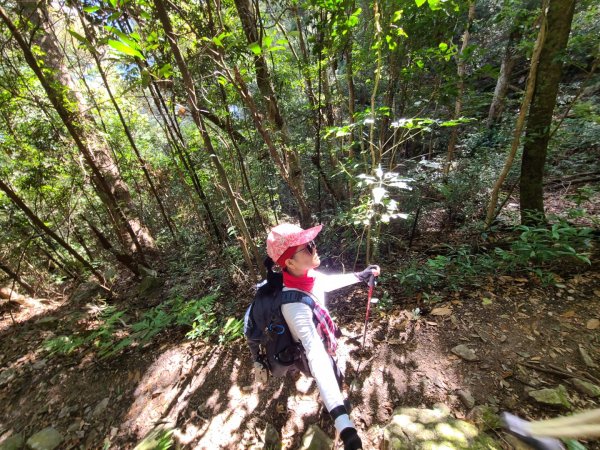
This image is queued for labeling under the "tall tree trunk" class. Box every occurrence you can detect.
[484,3,548,228]
[379,50,401,151]
[444,0,476,174]
[143,82,224,243]
[216,85,268,235]
[154,0,262,279]
[77,8,177,241]
[0,3,154,263]
[487,29,520,126]
[520,0,576,224]
[368,0,383,172]
[232,0,311,226]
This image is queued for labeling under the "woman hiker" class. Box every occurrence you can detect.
[259,223,380,450]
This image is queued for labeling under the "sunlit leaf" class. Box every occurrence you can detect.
[68,29,88,45]
[248,42,262,55]
[372,187,386,204]
[427,0,441,10]
[108,39,143,59]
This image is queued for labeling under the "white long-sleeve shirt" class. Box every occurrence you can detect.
[281,270,360,430]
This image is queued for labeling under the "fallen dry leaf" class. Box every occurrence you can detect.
[431,307,452,316]
[586,319,599,330]
[561,310,577,318]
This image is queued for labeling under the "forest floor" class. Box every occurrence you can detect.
[1,192,600,450]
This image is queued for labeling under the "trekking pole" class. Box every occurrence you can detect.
[361,274,376,347]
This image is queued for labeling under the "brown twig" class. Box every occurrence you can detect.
[520,362,600,385]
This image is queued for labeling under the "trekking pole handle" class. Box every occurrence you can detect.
[368,273,376,288]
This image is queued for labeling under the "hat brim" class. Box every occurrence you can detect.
[287,224,323,248]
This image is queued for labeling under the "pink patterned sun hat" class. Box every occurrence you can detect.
[266,223,323,264]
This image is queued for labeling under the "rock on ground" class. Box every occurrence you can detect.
[528,385,571,409]
[451,345,478,361]
[25,428,63,450]
[263,423,280,450]
[0,433,24,450]
[570,378,600,398]
[297,425,332,450]
[382,404,500,449]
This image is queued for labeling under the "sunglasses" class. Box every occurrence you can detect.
[293,240,316,257]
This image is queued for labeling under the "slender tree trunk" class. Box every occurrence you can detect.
[233,0,285,130]
[0,178,101,280]
[216,85,268,235]
[0,3,154,262]
[144,84,224,243]
[487,30,520,126]
[520,0,576,224]
[77,9,177,241]
[154,0,262,279]
[231,0,311,226]
[369,0,383,172]
[379,50,401,151]
[0,260,34,296]
[484,3,548,228]
[292,5,320,124]
[444,1,476,174]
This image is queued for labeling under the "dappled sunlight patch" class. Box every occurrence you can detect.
[295,374,315,394]
[382,404,499,449]
[281,385,321,438]
[0,295,64,333]
[124,343,209,437]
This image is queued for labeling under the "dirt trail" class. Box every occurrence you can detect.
[2,265,600,449]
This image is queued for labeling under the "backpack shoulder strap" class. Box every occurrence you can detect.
[280,288,316,309]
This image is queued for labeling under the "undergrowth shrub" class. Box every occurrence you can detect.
[42,292,244,359]
[390,218,594,300]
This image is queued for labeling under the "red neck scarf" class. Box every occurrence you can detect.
[283,268,316,292]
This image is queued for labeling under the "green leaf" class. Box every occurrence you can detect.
[266,45,286,53]
[157,63,172,78]
[108,39,143,59]
[564,439,587,450]
[427,0,441,10]
[415,0,427,6]
[212,31,231,47]
[68,29,88,45]
[439,42,448,52]
[262,36,273,48]
[83,6,100,13]
[248,42,262,55]
[105,26,141,51]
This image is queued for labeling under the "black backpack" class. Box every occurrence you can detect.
[243,260,311,377]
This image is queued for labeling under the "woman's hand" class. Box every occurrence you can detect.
[355,265,381,284]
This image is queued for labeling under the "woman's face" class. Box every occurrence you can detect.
[287,240,320,272]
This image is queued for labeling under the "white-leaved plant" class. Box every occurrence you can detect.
[353,165,413,262]
[356,165,412,224]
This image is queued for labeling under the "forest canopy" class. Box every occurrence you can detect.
[0,0,598,288]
